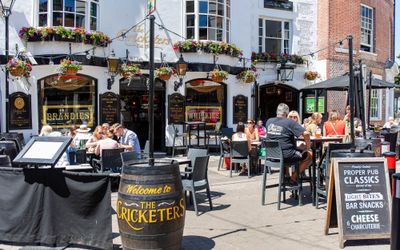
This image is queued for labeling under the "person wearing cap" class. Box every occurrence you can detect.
[114,124,141,158]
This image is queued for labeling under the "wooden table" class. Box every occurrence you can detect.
[185,122,207,148]
[298,136,344,206]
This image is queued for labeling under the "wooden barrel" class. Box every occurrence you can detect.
[117,160,185,250]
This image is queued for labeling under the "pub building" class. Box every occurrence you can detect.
[0,0,396,151]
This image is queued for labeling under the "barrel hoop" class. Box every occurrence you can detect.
[119,178,177,185]
[119,227,184,240]
[122,168,179,175]
[118,192,183,201]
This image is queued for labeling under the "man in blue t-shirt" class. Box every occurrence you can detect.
[115,124,141,158]
[266,103,312,184]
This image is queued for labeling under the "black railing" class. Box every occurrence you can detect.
[264,0,293,11]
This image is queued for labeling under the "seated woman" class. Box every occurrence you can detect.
[86,126,104,153]
[232,122,251,173]
[288,110,301,125]
[323,110,345,136]
[95,131,120,156]
[245,119,259,142]
[306,112,323,136]
[256,119,266,139]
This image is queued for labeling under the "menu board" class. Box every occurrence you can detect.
[168,93,185,124]
[9,92,32,130]
[100,92,120,125]
[233,95,248,124]
[332,158,391,248]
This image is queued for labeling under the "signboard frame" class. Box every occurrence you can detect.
[13,136,72,167]
[185,106,222,126]
[42,104,94,129]
[99,92,120,125]
[233,95,248,124]
[168,93,185,124]
[305,97,325,113]
[9,92,32,130]
[327,157,391,248]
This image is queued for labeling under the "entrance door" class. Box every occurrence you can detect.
[120,77,166,151]
[259,84,299,120]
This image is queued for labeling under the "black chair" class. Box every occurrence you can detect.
[384,132,397,153]
[230,141,250,178]
[261,140,303,209]
[181,155,212,216]
[221,127,233,140]
[315,142,352,208]
[171,124,188,157]
[121,151,139,164]
[187,148,208,169]
[75,149,87,164]
[0,141,19,161]
[206,122,222,150]
[0,155,12,167]
[218,138,230,171]
[93,148,124,174]
[0,132,24,151]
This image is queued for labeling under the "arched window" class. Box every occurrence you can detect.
[38,0,99,30]
[38,75,97,129]
[185,0,231,42]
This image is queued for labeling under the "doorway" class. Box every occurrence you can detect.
[258,84,299,120]
[120,77,166,151]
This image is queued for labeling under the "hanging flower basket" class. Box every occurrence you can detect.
[304,71,319,81]
[58,59,82,76]
[156,67,176,81]
[236,69,257,83]
[209,69,228,83]
[120,64,142,79]
[5,59,32,78]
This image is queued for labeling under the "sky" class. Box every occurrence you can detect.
[396,0,400,62]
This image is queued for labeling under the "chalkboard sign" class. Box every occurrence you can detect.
[233,95,248,124]
[9,92,32,130]
[100,92,120,125]
[331,158,391,248]
[168,93,185,124]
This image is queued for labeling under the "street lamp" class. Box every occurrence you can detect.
[174,54,187,91]
[1,0,16,133]
[107,50,120,90]
[277,61,295,81]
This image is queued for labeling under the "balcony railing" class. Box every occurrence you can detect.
[264,0,293,11]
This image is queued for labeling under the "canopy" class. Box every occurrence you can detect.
[301,74,395,91]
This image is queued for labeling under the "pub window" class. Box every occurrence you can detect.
[370,89,381,120]
[185,79,226,128]
[38,0,98,30]
[360,5,374,52]
[39,75,97,129]
[258,19,291,55]
[185,0,231,42]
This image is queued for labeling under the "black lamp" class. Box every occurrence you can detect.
[174,54,188,91]
[277,61,295,81]
[107,50,120,90]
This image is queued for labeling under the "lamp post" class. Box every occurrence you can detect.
[1,0,16,133]
[173,54,187,91]
[107,50,120,90]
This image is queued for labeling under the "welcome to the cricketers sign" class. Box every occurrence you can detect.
[329,158,391,248]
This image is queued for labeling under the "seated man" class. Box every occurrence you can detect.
[266,103,312,184]
[114,123,141,158]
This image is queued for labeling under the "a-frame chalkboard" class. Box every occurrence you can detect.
[325,158,391,248]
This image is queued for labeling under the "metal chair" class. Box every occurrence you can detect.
[0,132,24,151]
[229,141,251,178]
[93,148,124,174]
[261,140,303,209]
[384,131,398,152]
[187,148,208,170]
[181,155,212,216]
[171,124,187,157]
[0,140,19,161]
[75,149,87,164]
[315,142,352,208]
[218,138,230,171]
[206,122,221,149]
[120,151,139,164]
[0,155,12,167]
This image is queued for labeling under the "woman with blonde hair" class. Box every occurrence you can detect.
[323,110,345,136]
[306,112,323,136]
[39,125,53,136]
[86,126,105,153]
[288,110,301,124]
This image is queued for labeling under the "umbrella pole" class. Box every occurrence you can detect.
[367,71,372,129]
[348,36,356,148]
[314,90,318,113]
[358,60,366,139]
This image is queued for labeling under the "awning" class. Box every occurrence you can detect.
[301,74,395,91]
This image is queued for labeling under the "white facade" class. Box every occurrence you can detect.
[0,0,318,146]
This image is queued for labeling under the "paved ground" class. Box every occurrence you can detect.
[0,155,391,250]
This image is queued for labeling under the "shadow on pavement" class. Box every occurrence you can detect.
[185,191,230,215]
[182,236,215,250]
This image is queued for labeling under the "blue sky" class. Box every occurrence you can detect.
[396,0,400,61]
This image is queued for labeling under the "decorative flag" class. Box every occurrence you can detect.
[147,0,156,15]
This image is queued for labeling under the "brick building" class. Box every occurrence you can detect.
[315,0,396,125]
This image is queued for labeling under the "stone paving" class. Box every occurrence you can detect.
[0,155,391,250]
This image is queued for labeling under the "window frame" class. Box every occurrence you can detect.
[36,0,99,31]
[370,89,382,121]
[184,0,231,43]
[360,4,374,52]
[258,17,291,55]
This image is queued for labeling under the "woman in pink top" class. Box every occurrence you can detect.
[256,120,266,138]
[95,131,119,156]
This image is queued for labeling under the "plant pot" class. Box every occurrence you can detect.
[9,67,24,77]
[63,68,79,76]
[41,34,54,41]
[121,72,131,78]
[158,73,171,81]
[211,75,225,83]
[244,76,255,83]
[27,34,42,42]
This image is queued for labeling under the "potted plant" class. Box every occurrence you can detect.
[5,58,32,77]
[120,63,141,79]
[304,71,319,81]
[19,27,40,42]
[58,59,82,76]
[209,69,228,83]
[156,66,175,81]
[237,69,257,83]
[40,27,55,41]
[54,26,75,42]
